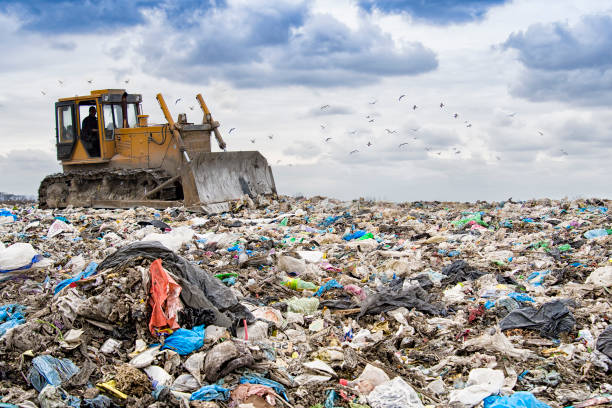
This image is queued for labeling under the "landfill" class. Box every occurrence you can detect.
[0,195,610,408]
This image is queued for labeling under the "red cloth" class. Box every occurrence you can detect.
[148,259,182,336]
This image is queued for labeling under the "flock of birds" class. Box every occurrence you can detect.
[39,80,570,162]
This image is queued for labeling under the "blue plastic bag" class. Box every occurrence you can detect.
[0,304,26,338]
[484,392,552,408]
[190,384,230,401]
[160,325,205,355]
[0,210,17,221]
[584,229,609,239]
[240,374,289,401]
[343,230,366,241]
[54,262,98,295]
[508,293,535,303]
[27,355,80,391]
[314,279,343,297]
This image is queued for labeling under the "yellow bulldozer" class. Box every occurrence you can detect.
[39,89,276,210]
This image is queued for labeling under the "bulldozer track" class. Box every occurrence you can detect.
[38,168,182,209]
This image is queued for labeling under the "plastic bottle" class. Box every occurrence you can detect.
[281,278,318,291]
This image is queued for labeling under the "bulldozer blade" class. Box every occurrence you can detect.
[185,151,276,205]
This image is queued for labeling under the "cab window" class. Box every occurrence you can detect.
[57,105,75,142]
[103,104,114,140]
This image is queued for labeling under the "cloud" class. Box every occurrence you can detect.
[357,0,509,24]
[308,105,355,116]
[503,14,612,104]
[282,141,322,159]
[1,0,220,33]
[0,149,61,196]
[135,3,438,88]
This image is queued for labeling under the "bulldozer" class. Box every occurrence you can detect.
[39,89,276,210]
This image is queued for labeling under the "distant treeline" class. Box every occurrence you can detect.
[0,192,36,202]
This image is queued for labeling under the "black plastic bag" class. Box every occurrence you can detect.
[596,325,612,359]
[499,300,575,339]
[442,260,487,284]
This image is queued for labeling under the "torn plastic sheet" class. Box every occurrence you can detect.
[97,241,253,328]
[54,262,98,295]
[358,279,443,319]
[499,300,575,339]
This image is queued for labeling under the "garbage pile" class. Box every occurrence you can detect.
[0,196,610,408]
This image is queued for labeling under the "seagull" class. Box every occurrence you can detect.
[440,102,444,108]
[436,152,441,156]
[538,131,544,136]
[368,119,375,123]
[325,137,332,142]
[425,147,432,151]
[560,149,568,156]
[189,106,194,111]
[368,99,377,105]
[455,150,461,154]
[320,124,326,130]
[268,134,273,140]
[250,138,256,144]
[41,90,46,95]
[507,112,516,117]
[87,79,93,84]
[412,105,417,110]
[228,128,236,134]
[496,156,501,161]
[410,128,419,132]
[124,79,130,84]
[175,98,181,105]
[398,94,406,101]
[320,104,330,110]
[348,130,357,135]
[466,124,472,128]
[385,129,397,134]
[398,142,409,148]
[58,80,63,85]
[453,113,458,118]
[349,150,359,154]
[367,141,372,147]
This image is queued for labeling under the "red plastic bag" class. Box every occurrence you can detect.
[148,258,183,336]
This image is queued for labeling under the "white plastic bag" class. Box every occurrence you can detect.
[0,243,39,272]
[141,226,194,252]
[368,377,424,408]
[449,368,504,406]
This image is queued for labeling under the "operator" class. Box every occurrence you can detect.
[81,106,100,156]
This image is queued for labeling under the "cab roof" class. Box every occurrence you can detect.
[58,89,142,103]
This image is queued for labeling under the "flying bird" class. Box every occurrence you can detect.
[538,131,544,136]
[412,105,417,110]
[189,106,194,111]
[398,143,409,148]
[455,150,461,154]
[385,129,397,134]
[349,150,359,154]
[453,113,458,118]
[268,134,274,140]
[174,98,182,105]
[228,128,236,134]
[348,130,357,135]
[320,124,326,130]
[368,119,375,123]
[320,104,330,110]
[41,90,46,95]
[425,147,432,151]
[124,79,130,84]
[58,80,63,85]
[325,137,332,142]
[466,123,472,128]
[496,156,501,161]
[440,102,444,108]
[87,79,93,84]
[507,112,516,117]
[560,149,568,156]
[367,141,372,147]
[410,128,419,132]
[250,138,256,144]
[368,99,377,105]
[436,152,441,156]
[398,94,406,101]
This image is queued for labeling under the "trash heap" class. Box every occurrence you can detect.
[0,196,610,408]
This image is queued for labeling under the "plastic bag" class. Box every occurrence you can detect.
[27,355,80,392]
[367,377,424,408]
[148,259,182,336]
[142,226,194,252]
[47,219,73,238]
[499,300,575,339]
[160,325,205,355]
[240,374,289,401]
[585,266,612,287]
[54,262,98,295]
[449,368,505,406]
[596,325,612,359]
[190,384,230,401]
[483,392,552,408]
[0,243,40,273]
[172,374,201,392]
[286,297,319,314]
[0,304,26,338]
[314,279,343,297]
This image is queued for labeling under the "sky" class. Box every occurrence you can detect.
[0,0,610,202]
